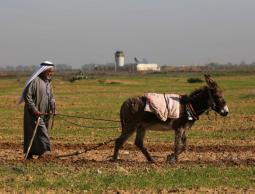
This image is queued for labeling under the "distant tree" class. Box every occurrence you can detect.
[5,66,15,71]
[56,64,72,71]
[82,63,96,71]
[240,60,246,65]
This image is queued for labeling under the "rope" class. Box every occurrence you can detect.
[56,113,120,123]
[51,113,118,158]
[59,117,120,129]
[56,139,115,158]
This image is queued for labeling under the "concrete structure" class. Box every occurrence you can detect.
[136,63,161,72]
[134,58,160,71]
[114,51,125,71]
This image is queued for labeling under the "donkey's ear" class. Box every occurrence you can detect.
[204,74,218,89]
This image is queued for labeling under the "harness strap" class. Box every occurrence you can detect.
[207,88,217,109]
[163,93,169,117]
[186,103,199,120]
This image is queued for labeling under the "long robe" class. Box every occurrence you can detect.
[23,76,55,155]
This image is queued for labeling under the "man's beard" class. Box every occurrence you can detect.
[40,73,52,81]
[46,75,52,81]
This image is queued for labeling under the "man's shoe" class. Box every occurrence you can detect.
[26,153,33,160]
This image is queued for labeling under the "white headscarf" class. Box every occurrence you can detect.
[19,61,54,104]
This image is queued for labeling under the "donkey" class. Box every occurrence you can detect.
[112,75,229,163]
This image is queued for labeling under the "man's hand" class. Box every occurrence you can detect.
[34,110,42,117]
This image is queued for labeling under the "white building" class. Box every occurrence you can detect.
[134,57,160,72]
[136,63,161,72]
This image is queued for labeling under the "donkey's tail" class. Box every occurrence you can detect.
[120,102,126,130]
[119,96,146,131]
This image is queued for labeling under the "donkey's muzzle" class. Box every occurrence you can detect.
[220,105,229,116]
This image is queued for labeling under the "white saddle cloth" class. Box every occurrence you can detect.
[144,93,180,121]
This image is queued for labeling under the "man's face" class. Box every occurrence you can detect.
[44,68,55,80]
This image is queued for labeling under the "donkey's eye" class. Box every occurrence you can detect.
[217,97,225,105]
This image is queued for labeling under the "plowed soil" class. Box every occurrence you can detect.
[1,141,254,168]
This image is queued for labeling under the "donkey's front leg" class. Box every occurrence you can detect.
[167,128,185,163]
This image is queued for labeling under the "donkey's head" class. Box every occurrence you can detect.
[204,74,229,116]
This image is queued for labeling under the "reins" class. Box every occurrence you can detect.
[57,116,120,129]
[48,113,119,158]
[53,113,120,129]
[188,87,218,119]
[56,113,119,122]
[207,87,217,110]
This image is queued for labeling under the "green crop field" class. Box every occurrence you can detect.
[0,72,254,193]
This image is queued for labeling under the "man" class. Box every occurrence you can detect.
[19,61,56,159]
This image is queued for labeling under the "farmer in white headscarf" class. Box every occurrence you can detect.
[20,61,56,159]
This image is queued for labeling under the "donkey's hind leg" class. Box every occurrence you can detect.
[112,126,135,162]
[135,128,155,163]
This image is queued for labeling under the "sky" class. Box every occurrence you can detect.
[1,0,255,67]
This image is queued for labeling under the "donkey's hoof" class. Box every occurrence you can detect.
[148,158,156,164]
[167,154,177,164]
[110,156,119,163]
[110,159,119,163]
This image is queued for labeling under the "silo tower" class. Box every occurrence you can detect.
[114,51,125,71]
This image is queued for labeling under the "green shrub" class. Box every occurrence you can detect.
[187,77,203,83]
